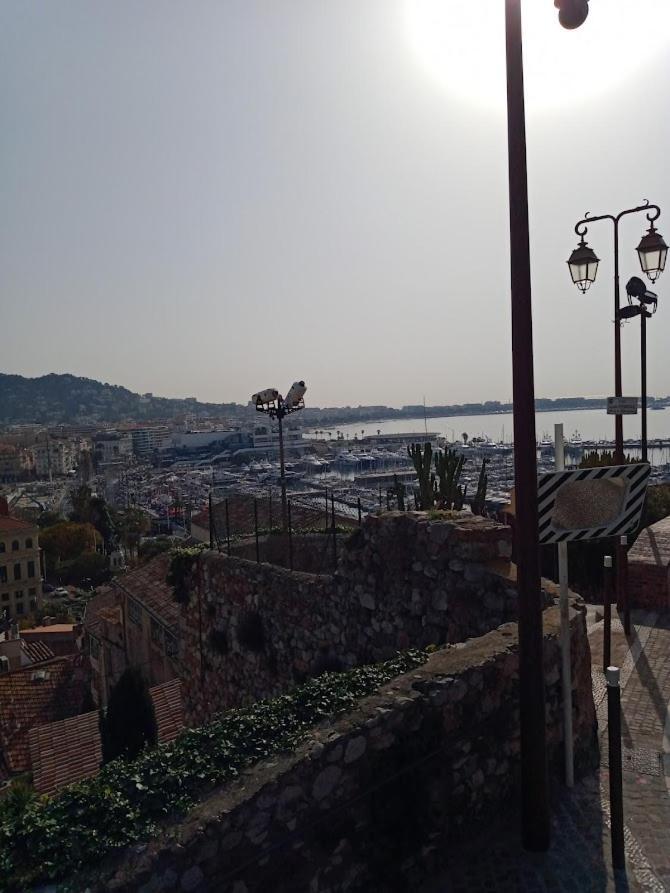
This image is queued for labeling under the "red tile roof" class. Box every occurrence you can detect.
[28,679,183,795]
[0,656,89,773]
[20,638,55,665]
[29,711,101,795]
[83,586,122,639]
[112,553,179,630]
[0,516,35,532]
[150,678,184,744]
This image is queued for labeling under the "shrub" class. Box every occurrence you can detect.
[100,667,158,764]
[167,545,205,604]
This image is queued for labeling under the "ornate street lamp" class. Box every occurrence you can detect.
[567,237,599,292]
[568,202,663,464]
[637,223,668,283]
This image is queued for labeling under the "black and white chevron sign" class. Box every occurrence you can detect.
[537,462,651,544]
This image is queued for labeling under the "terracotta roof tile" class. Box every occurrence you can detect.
[20,638,55,665]
[29,711,101,795]
[113,554,179,630]
[0,516,35,532]
[0,657,88,773]
[27,679,183,795]
[150,678,184,744]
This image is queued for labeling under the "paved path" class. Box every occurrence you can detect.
[424,608,670,892]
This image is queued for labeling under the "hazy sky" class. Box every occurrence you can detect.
[2,1,670,408]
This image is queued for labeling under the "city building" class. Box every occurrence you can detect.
[92,432,133,468]
[32,438,76,478]
[130,426,170,457]
[84,553,179,707]
[0,444,23,483]
[0,498,43,621]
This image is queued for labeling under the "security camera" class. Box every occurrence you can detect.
[626,276,658,306]
[284,381,306,409]
[555,0,589,29]
[251,388,279,406]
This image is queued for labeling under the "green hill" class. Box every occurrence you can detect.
[0,373,241,425]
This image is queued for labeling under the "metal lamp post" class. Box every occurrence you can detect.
[567,203,665,463]
[252,382,306,531]
[505,0,589,851]
[621,277,660,462]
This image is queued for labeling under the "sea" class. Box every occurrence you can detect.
[307,407,670,466]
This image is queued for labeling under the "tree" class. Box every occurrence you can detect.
[113,508,150,560]
[100,667,158,764]
[41,522,101,568]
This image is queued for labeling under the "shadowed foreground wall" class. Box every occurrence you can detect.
[81,601,597,893]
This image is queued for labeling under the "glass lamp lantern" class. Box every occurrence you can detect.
[637,224,668,283]
[567,238,600,293]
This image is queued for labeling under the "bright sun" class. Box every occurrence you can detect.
[404,0,670,112]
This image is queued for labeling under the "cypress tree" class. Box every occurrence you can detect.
[101,667,158,764]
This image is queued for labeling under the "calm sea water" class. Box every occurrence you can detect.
[308,407,670,460]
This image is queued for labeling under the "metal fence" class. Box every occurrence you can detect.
[208,488,362,572]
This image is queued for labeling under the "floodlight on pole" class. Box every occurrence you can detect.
[624,277,659,463]
[252,381,306,531]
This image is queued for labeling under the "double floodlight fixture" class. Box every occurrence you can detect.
[619,275,658,321]
[554,0,589,30]
[252,381,307,419]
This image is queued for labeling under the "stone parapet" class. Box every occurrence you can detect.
[178,513,529,724]
[82,601,596,893]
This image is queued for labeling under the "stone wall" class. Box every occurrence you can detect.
[627,517,670,611]
[178,513,528,724]
[83,601,597,893]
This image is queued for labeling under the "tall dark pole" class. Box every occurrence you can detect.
[505,0,550,851]
[278,410,288,531]
[613,220,624,463]
[641,309,648,462]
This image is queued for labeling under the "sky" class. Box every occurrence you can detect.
[2,0,670,408]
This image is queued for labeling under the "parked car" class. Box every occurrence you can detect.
[54,587,69,598]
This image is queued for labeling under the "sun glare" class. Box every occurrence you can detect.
[404,0,670,112]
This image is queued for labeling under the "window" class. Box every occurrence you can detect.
[29,599,36,611]
[25,538,33,549]
[27,561,35,579]
[11,540,19,552]
[0,568,6,584]
[15,602,24,616]
[150,618,163,646]
[13,564,21,581]
[1,593,8,602]
[0,542,5,553]
[28,587,36,597]
[165,633,178,658]
[127,597,141,625]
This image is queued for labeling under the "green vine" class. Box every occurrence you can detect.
[0,650,427,891]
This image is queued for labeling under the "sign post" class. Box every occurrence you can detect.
[554,424,574,787]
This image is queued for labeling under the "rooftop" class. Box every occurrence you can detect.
[0,656,88,773]
[112,553,179,630]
